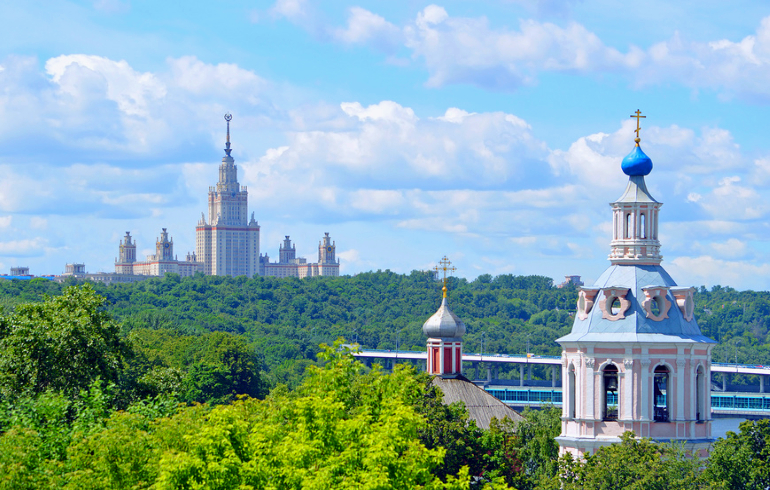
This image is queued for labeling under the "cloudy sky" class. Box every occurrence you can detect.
[3,1,770,290]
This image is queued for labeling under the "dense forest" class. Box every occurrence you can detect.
[0,271,768,387]
[0,276,769,488]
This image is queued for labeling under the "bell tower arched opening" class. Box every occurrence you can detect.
[654,365,670,422]
[603,364,619,420]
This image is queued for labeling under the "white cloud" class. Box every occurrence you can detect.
[403,5,641,89]
[46,55,165,118]
[0,54,271,160]
[246,100,548,197]
[697,176,768,220]
[669,255,770,290]
[270,0,307,21]
[286,6,770,100]
[0,238,46,257]
[29,217,47,230]
[711,238,748,259]
[333,7,402,52]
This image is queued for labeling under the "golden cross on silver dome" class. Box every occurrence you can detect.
[630,109,646,146]
[433,256,456,299]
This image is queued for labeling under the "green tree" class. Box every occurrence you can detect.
[0,285,130,399]
[557,431,701,490]
[508,406,560,489]
[704,419,770,490]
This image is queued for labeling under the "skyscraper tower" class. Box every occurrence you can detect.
[115,231,136,274]
[196,114,261,276]
[556,111,716,457]
[155,228,174,261]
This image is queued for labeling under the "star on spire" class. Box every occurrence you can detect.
[224,113,233,157]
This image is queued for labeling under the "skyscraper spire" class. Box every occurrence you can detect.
[224,113,233,157]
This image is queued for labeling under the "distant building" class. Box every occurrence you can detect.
[260,233,340,278]
[195,114,260,277]
[55,262,146,284]
[63,263,86,277]
[557,275,584,288]
[115,229,202,277]
[10,266,30,276]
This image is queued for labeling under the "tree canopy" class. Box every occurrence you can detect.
[0,284,130,399]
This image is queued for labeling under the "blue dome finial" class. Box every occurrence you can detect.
[621,110,653,176]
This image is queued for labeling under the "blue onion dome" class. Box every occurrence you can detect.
[621,144,653,176]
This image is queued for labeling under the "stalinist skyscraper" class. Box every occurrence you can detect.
[196,114,260,277]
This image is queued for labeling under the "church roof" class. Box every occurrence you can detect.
[431,375,523,429]
[558,264,715,344]
[614,175,659,204]
[422,296,466,340]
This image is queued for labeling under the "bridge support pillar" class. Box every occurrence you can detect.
[722,373,729,392]
[487,365,492,383]
[551,365,557,388]
[520,364,525,386]
[761,374,765,393]
[528,364,532,382]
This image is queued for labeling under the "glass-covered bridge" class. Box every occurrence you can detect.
[484,386,770,415]
[352,349,770,416]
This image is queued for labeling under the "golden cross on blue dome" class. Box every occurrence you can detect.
[433,256,456,299]
[630,109,646,146]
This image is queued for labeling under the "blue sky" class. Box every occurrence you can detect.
[3,0,770,290]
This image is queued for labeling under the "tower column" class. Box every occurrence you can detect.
[641,358,650,421]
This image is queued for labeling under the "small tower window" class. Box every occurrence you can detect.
[640,213,646,238]
[654,365,670,422]
[603,364,619,420]
[625,213,632,239]
[611,298,621,315]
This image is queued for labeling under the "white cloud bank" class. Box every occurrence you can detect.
[270,2,770,100]
[4,53,770,289]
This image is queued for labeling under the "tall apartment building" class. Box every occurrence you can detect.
[196,114,260,277]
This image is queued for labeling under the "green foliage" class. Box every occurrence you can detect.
[0,344,513,489]
[0,284,130,399]
[509,406,561,489]
[557,432,702,490]
[703,419,770,490]
[129,328,268,404]
[26,272,578,387]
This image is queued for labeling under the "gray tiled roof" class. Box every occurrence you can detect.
[432,375,523,429]
[558,264,716,344]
